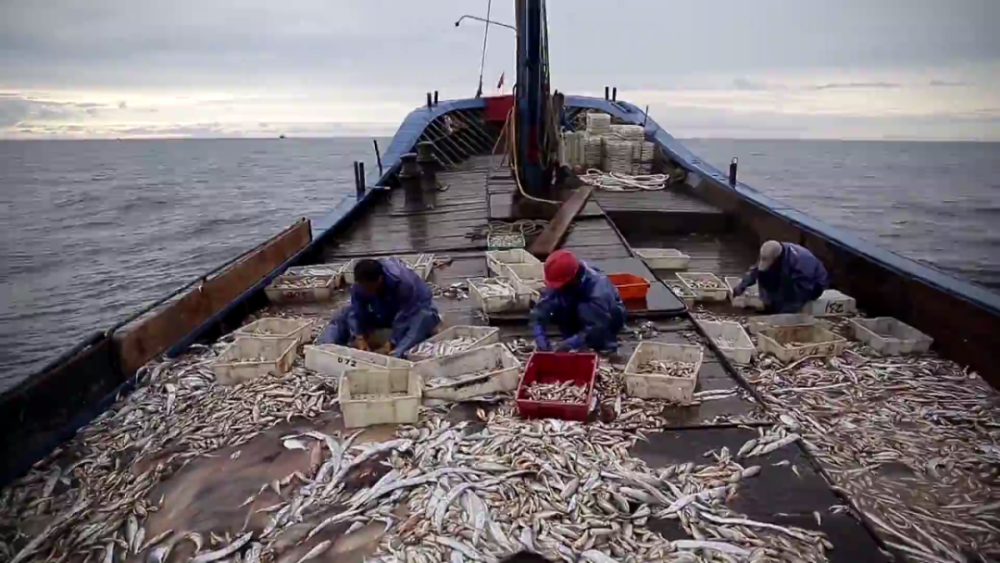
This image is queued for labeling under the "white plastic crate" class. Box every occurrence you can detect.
[265,274,338,303]
[624,341,703,402]
[304,344,414,379]
[665,281,697,308]
[399,253,435,281]
[501,263,545,291]
[285,263,347,286]
[486,249,543,277]
[234,317,314,347]
[746,313,818,335]
[339,367,421,428]
[757,325,847,364]
[850,317,933,356]
[407,325,500,361]
[213,338,297,386]
[468,277,537,314]
[676,272,729,302]
[343,254,435,284]
[698,320,755,365]
[413,343,521,401]
[802,289,857,317]
[724,276,765,310]
[635,248,690,270]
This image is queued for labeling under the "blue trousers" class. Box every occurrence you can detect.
[555,302,625,352]
[316,306,440,358]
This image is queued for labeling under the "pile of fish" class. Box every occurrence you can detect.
[241,411,827,563]
[743,348,1000,562]
[683,279,724,290]
[525,381,588,404]
[487,233,526,249]
[430,282,470,300]
[409,337,480,359]
[271,276,331,290]
[637,360,697,379]
[0,344,337,563]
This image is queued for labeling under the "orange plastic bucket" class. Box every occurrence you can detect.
[608,273,650,300]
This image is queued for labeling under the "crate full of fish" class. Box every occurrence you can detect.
[407,325,500,361]
[665,280,697,308]
[624,341,703,402]
[698,320,755,365]
[516,352,598,421]
[801,289,857,317]
[264,273,338,303]
[486,248,543,278]
[233,317,314,347]
[746,313,819,335]
[413,343,521,401]
[487,232,526,250]
[724,276,765,310]
[339,366,422,428]
[676,272,729,302]
[285,262,347,285]
[635,248,690,270]
[849,317,933,356]
[213,337,297,386]
[756,325,848,364]
[344,253,435,284]
[304,344,414,379]
[467,277,538,314]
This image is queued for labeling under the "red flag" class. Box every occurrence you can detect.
[497,72,505,90]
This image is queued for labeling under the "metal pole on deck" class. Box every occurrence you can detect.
[353,161,362,197]
[358,162,366,196]
[373,140,384,176]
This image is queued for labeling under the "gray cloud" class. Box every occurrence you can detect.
[0,0,997,139]
[929,80,969,87]
[810,82,902,90]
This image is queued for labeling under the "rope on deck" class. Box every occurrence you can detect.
[579,169,669,192]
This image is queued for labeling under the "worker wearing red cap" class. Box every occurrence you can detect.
[530,250,626,352]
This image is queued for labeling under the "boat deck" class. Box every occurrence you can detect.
[289,155,884,561]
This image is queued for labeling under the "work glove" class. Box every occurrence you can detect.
[533,325,551,351]
[354,336,370,351]
[732,283,746,297]
[556,334,585,352]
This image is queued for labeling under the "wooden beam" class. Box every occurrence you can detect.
[114,219,311,374]
[528,185,595,257]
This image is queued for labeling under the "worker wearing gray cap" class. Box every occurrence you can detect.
[733,241,829,314]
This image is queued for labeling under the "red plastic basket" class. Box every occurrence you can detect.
[608,273,651,300]
[516,352,598,421]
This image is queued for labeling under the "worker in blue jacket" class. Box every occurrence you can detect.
[530,250,626,353]
[316,258,440,358]
[733,240,829,314]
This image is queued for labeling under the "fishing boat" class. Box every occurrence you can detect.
[3,2,998,562]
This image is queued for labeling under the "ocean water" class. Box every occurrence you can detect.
[1,138,998,391]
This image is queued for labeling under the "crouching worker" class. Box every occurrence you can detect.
[530,250,626,353]
[316,258,440,358]
[733,240,829,314]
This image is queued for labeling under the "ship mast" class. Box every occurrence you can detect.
[514,0,556,197]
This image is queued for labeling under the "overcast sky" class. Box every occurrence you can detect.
[1,0,998,140]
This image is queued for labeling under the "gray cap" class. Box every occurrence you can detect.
[758,240,783,271]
